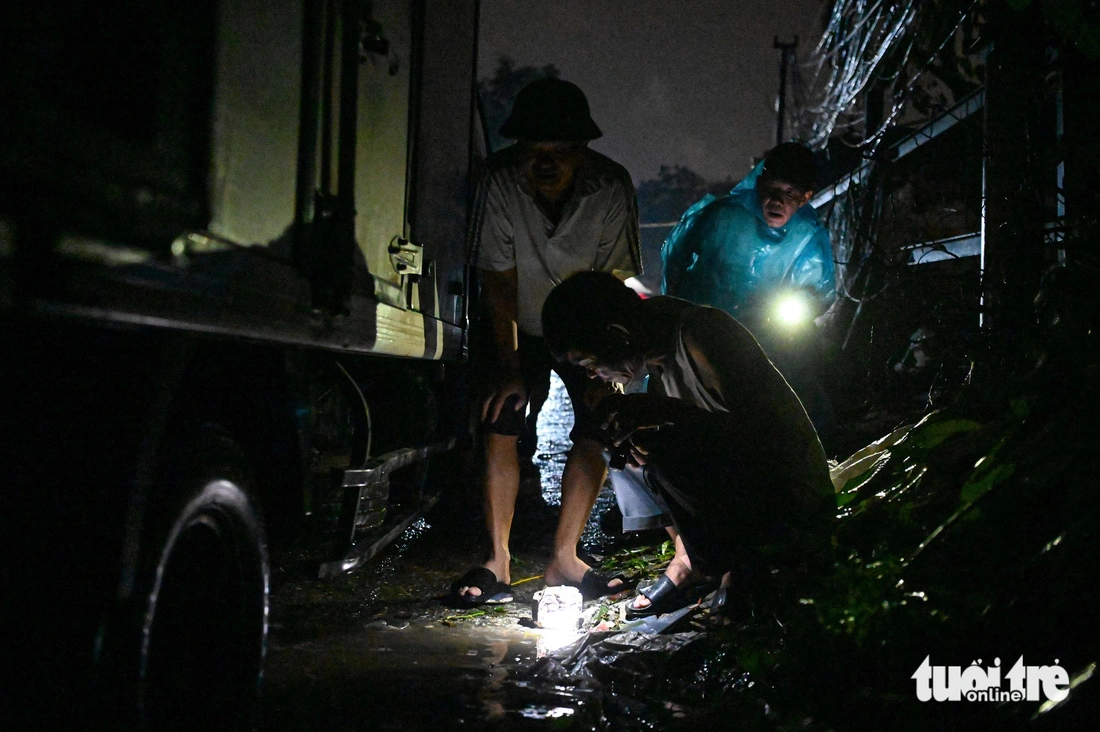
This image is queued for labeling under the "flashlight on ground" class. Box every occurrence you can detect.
[534,586,584,656]
[536,586,584,630]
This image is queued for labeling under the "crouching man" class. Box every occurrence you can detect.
[541,271,836,616]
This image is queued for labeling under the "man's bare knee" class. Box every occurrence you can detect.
[485,432,519,457]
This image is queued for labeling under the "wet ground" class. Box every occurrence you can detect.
[258,376,655,730]
[255,365,1100,731]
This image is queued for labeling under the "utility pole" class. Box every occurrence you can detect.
[981,3,1046,335]
[774,36,798,146]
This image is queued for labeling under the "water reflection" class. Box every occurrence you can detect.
[261,622,544,729]
[261,374,617,729]
[531,374,572,507]
[535,628,583,657]
[532,373,620,552]
[519,705,576,720]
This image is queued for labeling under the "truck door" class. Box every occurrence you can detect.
[358,0,480,333]
[407,0,482,330]
[354,0,415,309]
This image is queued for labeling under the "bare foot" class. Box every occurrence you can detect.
[543,556,626,594]
[456,557,510,600]
[631,552,693,611]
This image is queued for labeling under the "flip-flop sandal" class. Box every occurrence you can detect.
[448,567,513,609]
[573,569,636,601]
[626,575,716,619]
[626,575,680,618]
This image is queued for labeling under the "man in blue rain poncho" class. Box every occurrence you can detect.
[661,142,835,331]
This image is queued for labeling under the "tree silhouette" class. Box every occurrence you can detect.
[636,164,737,224]
[478,55,560,152]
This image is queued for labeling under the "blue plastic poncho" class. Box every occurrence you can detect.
[660,161,835,318]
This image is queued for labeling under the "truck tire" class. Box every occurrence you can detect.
[137,426,268,731]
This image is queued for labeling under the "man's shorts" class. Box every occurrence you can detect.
[609,465,672,532]
[482,331,607,444]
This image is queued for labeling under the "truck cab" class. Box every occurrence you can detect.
[1,0,483,726]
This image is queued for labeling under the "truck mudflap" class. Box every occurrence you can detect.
[320,434,467,578]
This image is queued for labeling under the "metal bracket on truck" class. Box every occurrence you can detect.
[321,434,465,578]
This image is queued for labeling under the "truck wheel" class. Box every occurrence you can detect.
[138,427,268,731]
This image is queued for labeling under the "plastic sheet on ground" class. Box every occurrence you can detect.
[517,626,707,690]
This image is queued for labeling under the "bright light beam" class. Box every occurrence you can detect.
[775,292,811,327]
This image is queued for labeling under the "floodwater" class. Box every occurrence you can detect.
[258,376,634,730]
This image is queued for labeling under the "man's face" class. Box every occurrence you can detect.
[756,177,813,228]
[566,342,643,386]
[519,141,586,199]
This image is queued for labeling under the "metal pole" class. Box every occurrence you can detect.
[980,5,1046,334]
[774,36,798,146]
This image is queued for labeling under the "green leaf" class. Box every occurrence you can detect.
[960,462,1016,504]
[836,454,891,503]
[836,486,861,507]
[907,419,983,450]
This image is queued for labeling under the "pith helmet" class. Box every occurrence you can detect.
[499,78,603,142]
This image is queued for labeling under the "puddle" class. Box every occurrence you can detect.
[259,374,629,729]
[260,621,545,730]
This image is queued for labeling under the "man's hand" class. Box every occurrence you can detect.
[597,393,676,466]
[481,369,527,424]
[581,378,620,412]
[477,267,525,424]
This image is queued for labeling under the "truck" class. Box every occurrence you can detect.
[1,0,483,727]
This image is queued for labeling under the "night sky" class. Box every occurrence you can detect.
[478,0,830,186]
